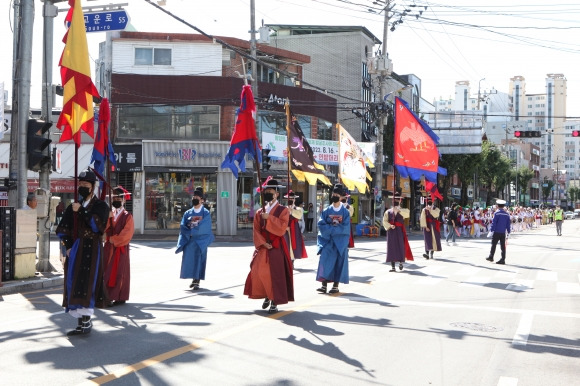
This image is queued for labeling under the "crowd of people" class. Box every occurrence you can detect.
[55,170,569,337]
[441,203,565,242]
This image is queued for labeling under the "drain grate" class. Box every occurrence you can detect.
[450,322,503,332]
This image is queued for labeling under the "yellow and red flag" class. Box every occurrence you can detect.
[57,0,100,146]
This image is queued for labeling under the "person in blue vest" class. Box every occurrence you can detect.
[486,199,511,265]
[176,187,215,290]
[316,183,351,294]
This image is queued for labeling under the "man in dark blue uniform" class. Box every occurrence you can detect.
[486,199,511,265]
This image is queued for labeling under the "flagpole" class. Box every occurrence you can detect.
[285,99,292,202]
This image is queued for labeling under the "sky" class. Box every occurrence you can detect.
[2,0,580,118]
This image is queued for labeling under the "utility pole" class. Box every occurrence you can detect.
[11,0,35,209]
[249,0,260,188]
[37,1,58,272]
[371,0,394,221]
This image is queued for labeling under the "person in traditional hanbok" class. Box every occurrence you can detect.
[176,188,215,290]
[383,193,413,271]
[244,180,293,313]
[103,187,135,306]
[316,184,351,294]
[283,190,307,267]
[420,198,442,260]
[56,170,109,336]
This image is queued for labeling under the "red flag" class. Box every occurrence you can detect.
[221,85,260,178]
[425,180,443,201]
[394,97,446,182]
[57,0,100,146]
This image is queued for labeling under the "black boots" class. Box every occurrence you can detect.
[67,316,92,336]
[189,279,200,290]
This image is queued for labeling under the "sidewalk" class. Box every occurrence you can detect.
[0,228,426,296]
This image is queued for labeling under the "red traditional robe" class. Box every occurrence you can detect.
[103,208,135,302]
[244,202,294,305]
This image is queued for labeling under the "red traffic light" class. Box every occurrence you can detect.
[514,130,541,138]
[572,130,580,137]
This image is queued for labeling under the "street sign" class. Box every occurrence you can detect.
[84,10,129,33]
[220,191,229,198]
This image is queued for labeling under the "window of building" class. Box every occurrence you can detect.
[135,47,172,66]
[117,104,220,140]
[257,111,312,138]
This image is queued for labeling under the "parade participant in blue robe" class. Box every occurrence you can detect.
[176,188,215,290]
[316,184,351,294]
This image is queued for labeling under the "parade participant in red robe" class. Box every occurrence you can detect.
[104,187,135,306]
[244,180,294,314]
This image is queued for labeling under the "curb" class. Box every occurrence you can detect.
[0,275,64,296]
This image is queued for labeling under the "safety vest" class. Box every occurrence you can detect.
[554,209,564,221]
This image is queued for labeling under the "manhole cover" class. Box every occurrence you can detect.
[450,322,503,332]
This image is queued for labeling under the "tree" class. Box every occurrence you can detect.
[568,186,579,208]
[479,141,510,207]
[517,166,534,205]
[542,178,554,204]
[439,153,465,207]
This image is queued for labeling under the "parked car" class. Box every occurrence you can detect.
[564,211,575,219]
[574,209,580,218]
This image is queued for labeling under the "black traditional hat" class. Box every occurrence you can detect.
[193,187,204,198]
[263,179,285,190]
[113,186,131,200]
[78,169,97,183]
[283,190,296,199]
[332,184,344,196]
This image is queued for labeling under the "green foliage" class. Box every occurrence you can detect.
[542,179,554,203]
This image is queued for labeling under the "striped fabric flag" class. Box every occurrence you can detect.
[338,124,372,193]
[286,103,331,186]
[221,85,260,178]
[57,0,100,146]
[90,98,117,176]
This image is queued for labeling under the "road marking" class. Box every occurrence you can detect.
[460,276,491,287]
[497,376,518,386]
[84,292,346,384]
[456,266,481,276]
[506,279,534,292]
[512,312,534,346]
[536,271,557,281]
[556,282,580,295]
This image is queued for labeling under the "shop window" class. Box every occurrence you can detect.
[144,172,217,231]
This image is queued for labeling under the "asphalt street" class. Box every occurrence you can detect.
[0,220,579,385]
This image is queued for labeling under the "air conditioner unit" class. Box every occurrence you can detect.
[451,188,461,196]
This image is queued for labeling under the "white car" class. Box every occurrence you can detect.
[564,211,575,219]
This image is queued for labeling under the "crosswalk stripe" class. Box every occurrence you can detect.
[497,376,519,386]
[556,282,580,295]
[460,276,491,287]
[506,279,534,292]
[512,312,534,346]
[456,266,481,276]
[536,271,557,281]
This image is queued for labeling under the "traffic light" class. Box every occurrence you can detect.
[27,119,52,172]
[261,148,271,172]
[514,130,541,138]
[572,130,580,137]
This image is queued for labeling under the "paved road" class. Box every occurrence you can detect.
[1,220,579,385]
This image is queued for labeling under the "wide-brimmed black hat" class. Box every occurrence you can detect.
[283,190,296,199]
[263,179,285,190]
[78,170,97,183]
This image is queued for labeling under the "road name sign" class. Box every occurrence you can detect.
[84,9,129,33]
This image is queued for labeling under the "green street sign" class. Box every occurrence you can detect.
[220,191,229,198]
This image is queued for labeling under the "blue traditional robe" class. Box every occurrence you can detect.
[316,204,351,284]
[176,206,215,280]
